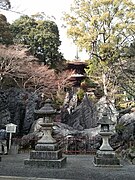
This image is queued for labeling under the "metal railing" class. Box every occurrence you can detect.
[9,136,134,155]
[10,136,99,155]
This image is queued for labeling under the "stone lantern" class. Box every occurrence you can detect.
[94,112,121,167]
[24,99,67,168]
[98,112,114,151]
[34,99,57,151]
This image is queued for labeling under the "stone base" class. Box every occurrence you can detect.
[24,148,67,168]
[94,150,121,167]
[24,156,67,168]
[29,149,63,160]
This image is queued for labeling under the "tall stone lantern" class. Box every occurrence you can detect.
[94,112,121,167]
[24,99,67,168]
[35,99,57,151]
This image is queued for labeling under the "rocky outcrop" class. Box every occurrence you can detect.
[61,94,98,130]
[96,96,119,124]
[61,95,119,131]
[119,112,135,125]
[0,91,10,126]
[0,88,41,135]
[23,93,39,134]
[6,88,27,134]
[118,112,135,141]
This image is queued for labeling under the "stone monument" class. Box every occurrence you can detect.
[94,112,121,167]
[24,99,67,168]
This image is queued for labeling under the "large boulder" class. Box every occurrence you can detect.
[96,96,119,124]
[119,112,135,125]
[61,94,98,130]
[118,112,135,141]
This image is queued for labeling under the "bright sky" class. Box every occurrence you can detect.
[0,0,89,60]
[0,0,135,60]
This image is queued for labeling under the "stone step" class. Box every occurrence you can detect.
[0,176,69,180]
[24,156,67,168]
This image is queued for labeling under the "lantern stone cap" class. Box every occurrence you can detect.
[34,98,56,115]
[98,112,114,125]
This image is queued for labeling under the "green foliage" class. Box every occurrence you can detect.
[64,0,135,99]
[122,41,135,58]
[115,123,125,135]
[64,0,135,74]
[116,44,135,98]
[77,88,85,101]
[0,14,13,45]
[117,101,135,109]
[81,78,97,89]
[130,147,135,152]
[10,15,65,69]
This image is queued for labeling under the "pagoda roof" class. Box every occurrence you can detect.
[67,61,88,66]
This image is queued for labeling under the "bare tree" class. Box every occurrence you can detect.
[0,44,75,103]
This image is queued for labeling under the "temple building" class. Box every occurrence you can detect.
[66,60,88,88]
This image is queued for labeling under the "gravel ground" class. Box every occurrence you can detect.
[0,153,134,180]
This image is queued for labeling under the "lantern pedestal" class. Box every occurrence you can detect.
[35,124,57,151]
[24,99,66,168]
[99,131,113,151]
